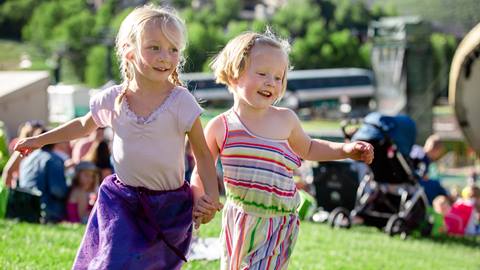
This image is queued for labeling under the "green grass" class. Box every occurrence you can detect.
[1,215,479,270]
[0,39,49,71]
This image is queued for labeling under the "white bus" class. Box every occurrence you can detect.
[181,68,375,109]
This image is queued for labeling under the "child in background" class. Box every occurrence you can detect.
[191,31,374,270]
[66,161,100,224]
[451,185,480,236]
[431,195,452,235]
[15,5,221,269]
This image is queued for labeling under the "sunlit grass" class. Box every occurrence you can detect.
[0,39,49,71]
[1,215,479,270]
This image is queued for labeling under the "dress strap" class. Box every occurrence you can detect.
[220,113,229,153]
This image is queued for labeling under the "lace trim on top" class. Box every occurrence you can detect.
[122,87,181,124]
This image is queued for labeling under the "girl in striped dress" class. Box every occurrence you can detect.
[191,31,374,270]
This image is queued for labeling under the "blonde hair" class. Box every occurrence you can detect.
[210,30,291,100]
[114,4,187,112]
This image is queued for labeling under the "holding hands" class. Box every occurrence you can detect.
[193,195,223,229]
[343,141,374,164]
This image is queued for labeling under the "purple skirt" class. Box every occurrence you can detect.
[72,174,193,270]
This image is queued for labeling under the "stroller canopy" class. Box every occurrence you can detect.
[352,112,416,156]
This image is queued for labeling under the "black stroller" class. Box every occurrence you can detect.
[328,112,431,237]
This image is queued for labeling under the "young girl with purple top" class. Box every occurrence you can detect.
[15,5,221,269]
[191,31,374,269]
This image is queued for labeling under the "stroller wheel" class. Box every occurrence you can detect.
[385,214,407,237]
[328,207,351,229]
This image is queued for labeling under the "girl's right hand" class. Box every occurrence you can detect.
[193,195,223,228]
[14,137,42,156]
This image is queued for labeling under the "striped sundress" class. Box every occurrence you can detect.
[219,109,302,270]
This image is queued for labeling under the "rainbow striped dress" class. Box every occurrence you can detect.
[219,110,301,270]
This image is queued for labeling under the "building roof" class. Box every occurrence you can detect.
[0,71,50,98]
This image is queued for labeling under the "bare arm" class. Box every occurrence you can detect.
[14,112,98,155]
[190,116,223,200]
[288,111,373,163]
[1,151,22,187]
[187,117,220,203]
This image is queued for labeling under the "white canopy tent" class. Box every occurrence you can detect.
[0,71,50,139]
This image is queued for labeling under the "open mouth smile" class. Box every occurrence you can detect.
[153,67,169,72]
[257,90,273,98]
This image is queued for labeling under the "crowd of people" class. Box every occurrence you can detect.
[1,121,112,224]
[410,134,480,237]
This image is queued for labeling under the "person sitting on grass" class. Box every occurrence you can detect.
[65,161,100,224]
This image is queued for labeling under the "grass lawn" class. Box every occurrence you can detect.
[0,215,479,270]
[0,39,49,71]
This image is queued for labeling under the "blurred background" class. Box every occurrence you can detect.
[1,0,478,187]
[0,1,479,268]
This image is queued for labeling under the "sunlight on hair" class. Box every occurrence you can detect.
[210,29,291,100]
[113,4,187,113]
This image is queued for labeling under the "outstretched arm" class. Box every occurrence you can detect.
[287,110,373,164]
[14,112,98,156]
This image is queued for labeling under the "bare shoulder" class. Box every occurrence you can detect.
[204,114,227,144]
[205,114,224,131]
[271,106,299,126]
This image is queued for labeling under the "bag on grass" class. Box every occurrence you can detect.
[5,187,41,223]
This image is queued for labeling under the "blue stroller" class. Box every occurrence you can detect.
[328,112,431,237]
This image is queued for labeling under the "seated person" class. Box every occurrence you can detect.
[66,161,99,224]
[410,134,448,204]
[447,186,480,236]
[431,195,454,236]
[17,139,68,223]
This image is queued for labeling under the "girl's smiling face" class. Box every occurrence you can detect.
[231,44,288,110]
[129,20,181,84]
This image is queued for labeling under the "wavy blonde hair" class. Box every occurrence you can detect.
[210,30,291,100]
[114,4,187,112]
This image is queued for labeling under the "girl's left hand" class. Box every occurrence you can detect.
[343,141,374,164]
[192,195,223,229]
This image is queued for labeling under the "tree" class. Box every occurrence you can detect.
[184,22,225,72]
[0,0,42,39]
[332,0,371,32]
[85,45,108,87]
[271,0,322,38]
[291,21,328,69]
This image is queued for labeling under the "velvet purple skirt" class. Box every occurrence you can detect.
[72,174,193,270]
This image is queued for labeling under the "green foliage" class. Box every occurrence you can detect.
[291,21,328,69]
[22,2,65,52]
[184,22,225,72]
[214,0,241,26]
[375,0,479,33]
[225,21,250,40]
[328,29,363,67]
[85,45,109,87]
[430,33,458,97]
[370,2,398,20]
[291,23,368,69]
[332,0,371,30]
[93,0,116,37]
[0,0,461,85]
[22,0,95,81]
[0,0,42,39]
[271,0,322,38]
